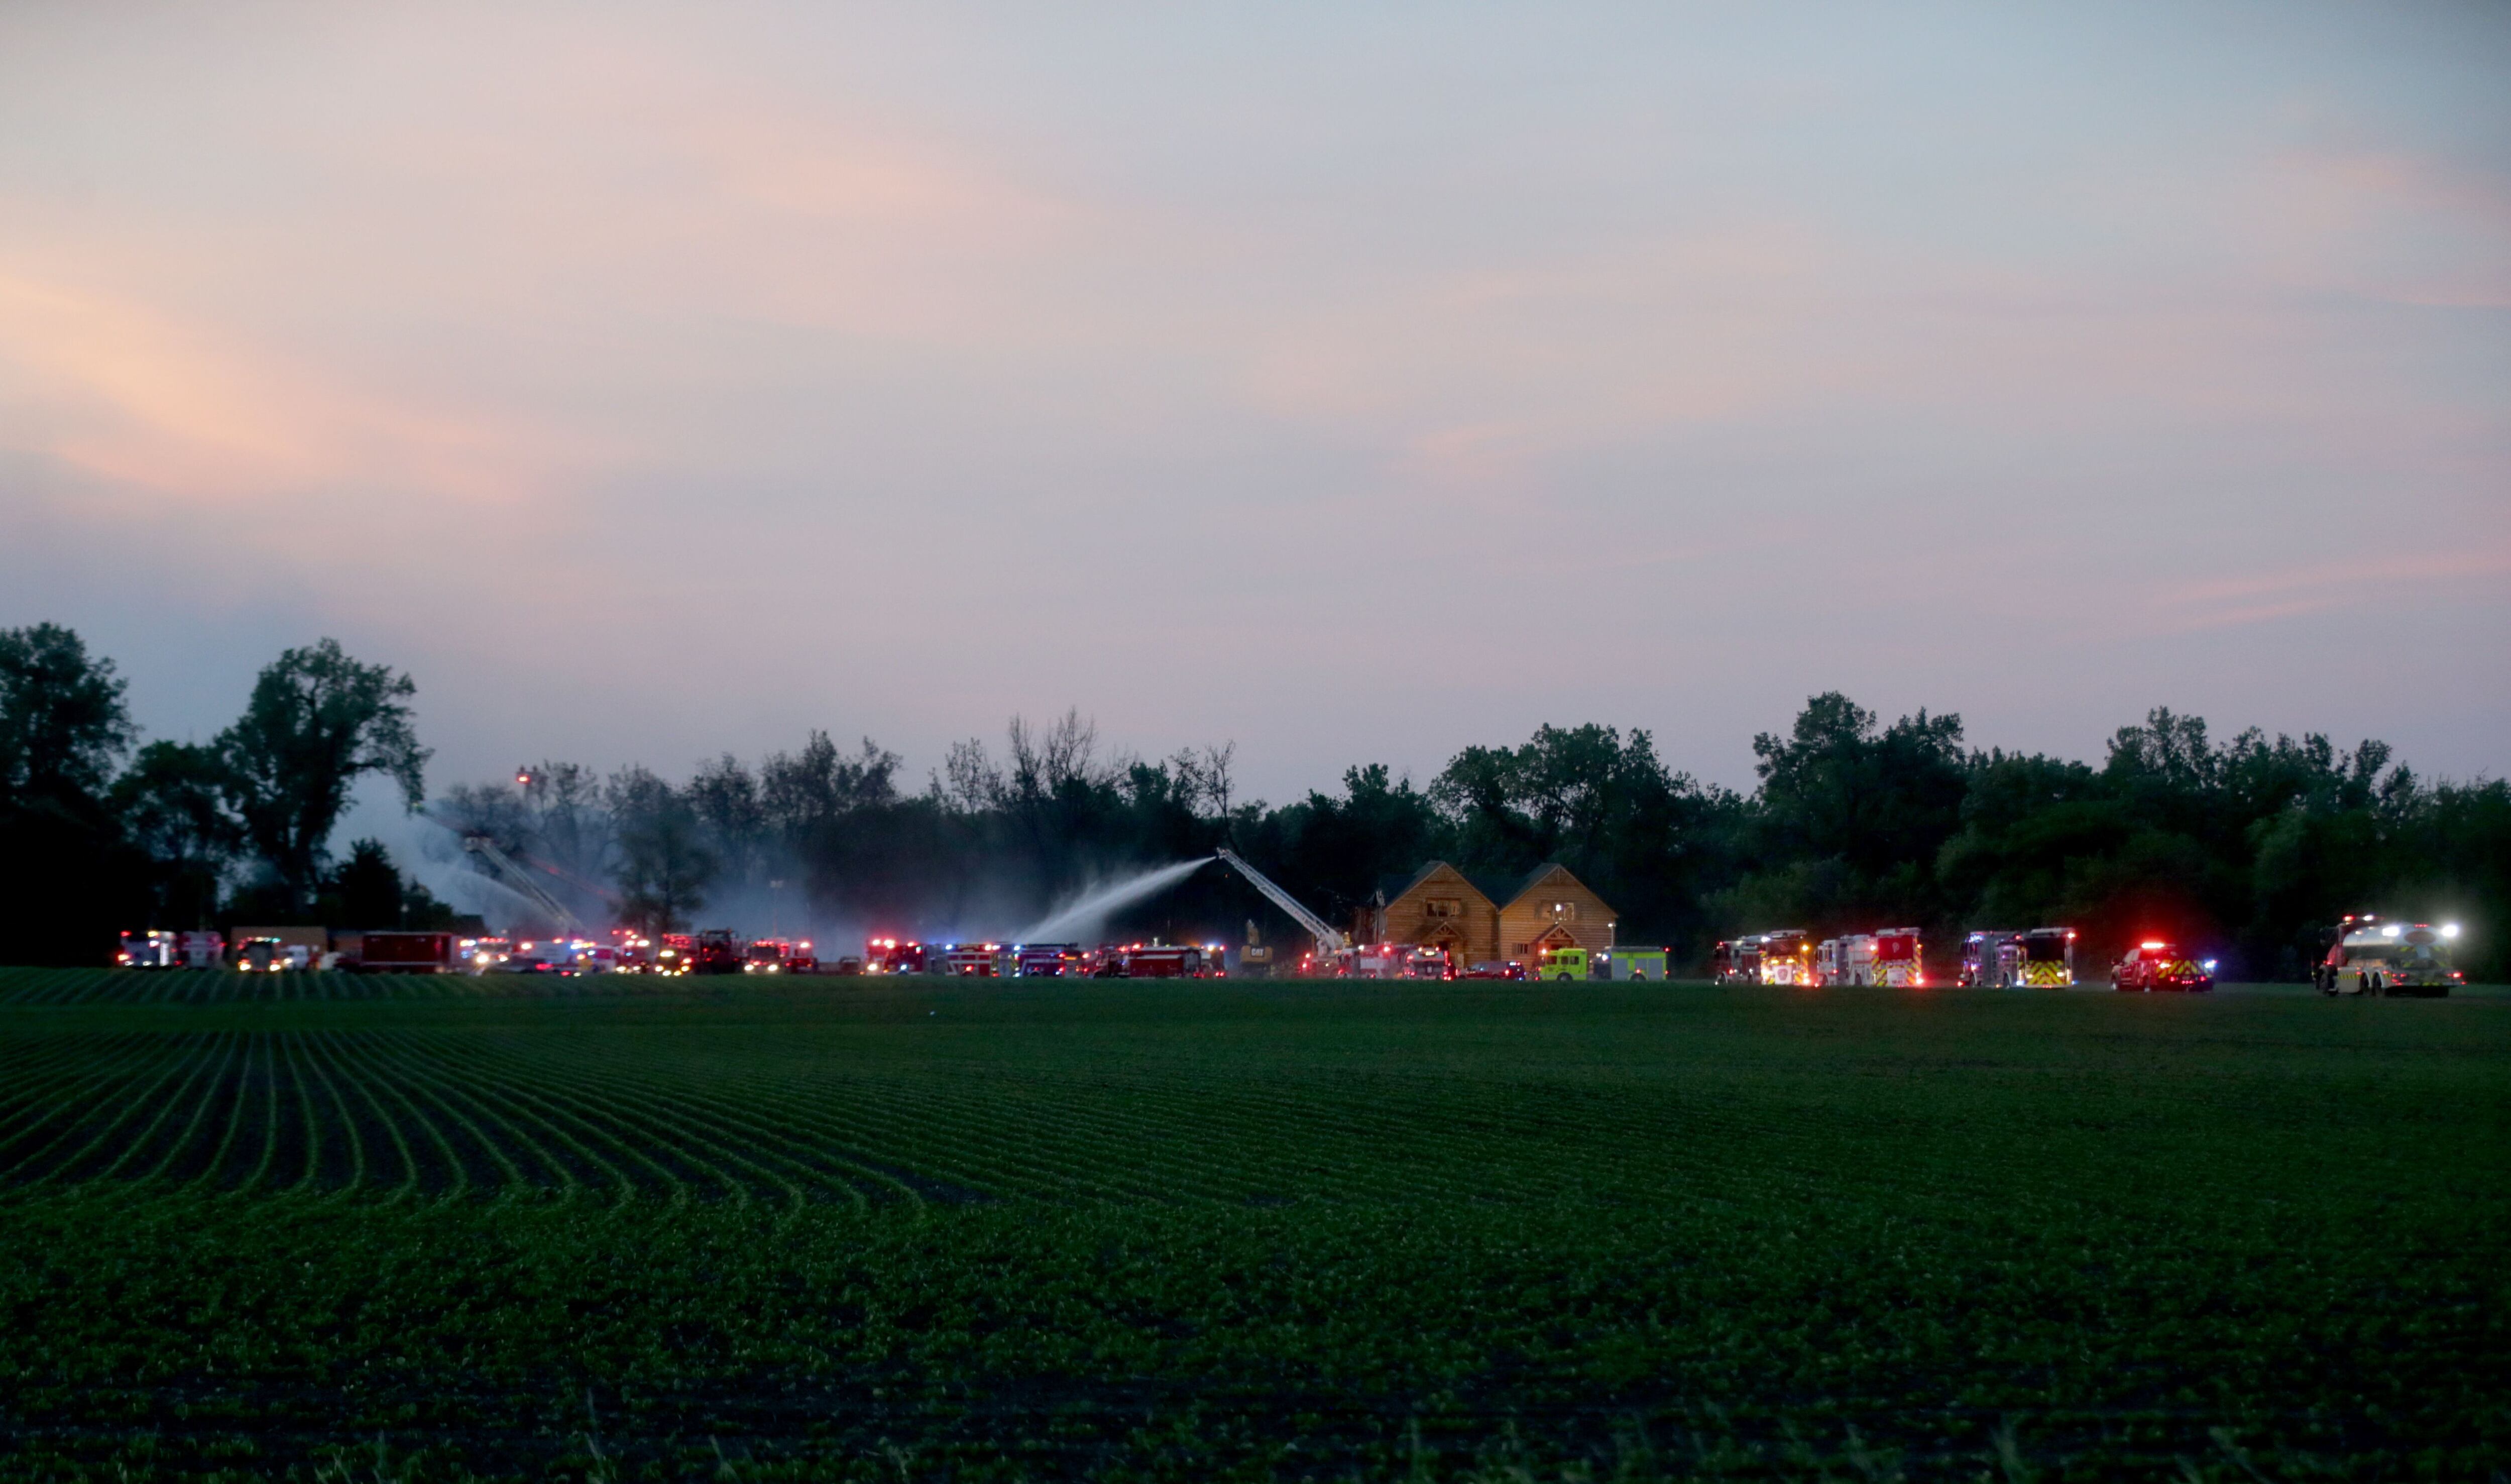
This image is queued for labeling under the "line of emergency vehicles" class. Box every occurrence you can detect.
[859,938,1229,978]
[112,912,2467,993]
[1712,929,1929,988]
[1708,915,2465,995]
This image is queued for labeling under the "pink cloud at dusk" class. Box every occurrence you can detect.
[0,2,2503,802]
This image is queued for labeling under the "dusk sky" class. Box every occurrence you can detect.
[4,3,2505,815]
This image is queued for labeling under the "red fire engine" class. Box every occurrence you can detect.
[115,930,179,969]
[1015,943,1082,977]
[690,929,742,974]
[940,943,1004,976]
[358,932,455,974]
[1872,928,1925,988]
[864,938,928,975]
[1117,943,1224,978]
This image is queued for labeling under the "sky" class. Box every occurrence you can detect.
[3,1,2506,816]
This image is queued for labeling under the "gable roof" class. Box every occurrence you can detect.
[1376,860,1496,908]
[1496,862,1614,918]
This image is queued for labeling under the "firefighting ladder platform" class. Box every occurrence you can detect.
[1212,849,1350,956]
[461,834,592,938]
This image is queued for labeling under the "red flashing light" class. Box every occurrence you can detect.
[2140,940,2166,950]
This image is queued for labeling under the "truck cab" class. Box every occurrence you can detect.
[1537,945,1589,981]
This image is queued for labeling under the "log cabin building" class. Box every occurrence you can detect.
[1355,861,1616,968]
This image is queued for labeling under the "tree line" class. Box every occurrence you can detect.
[4,622,2502,978]
[0,625,447,959]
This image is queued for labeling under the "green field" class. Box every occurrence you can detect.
[0,970,2503,1481]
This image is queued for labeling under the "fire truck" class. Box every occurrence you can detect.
[1536,945,1588,981]
[1339,943,1447,979]
[1710,939,1762,985]
[358,932,455,973]
[1015,943,1083,977]
[1347,944,1401,978]
[1119,942,1223,978]
[1821,935,1882,985]
[1961,927,2076,988]
[690,929,742,974]
[1960,930,2018,987]
[612,932,654,973]
[2016,928,2075,987]
[116,930,180,969]
[1607,954,1667,989]
[1755,930,1816,986]
[1872,928,1924,987]
[864,938,928,975]
[940,943,1006,976]
[744,939,793,973]
[2316,916,2460,996]
[651,934,693,974]
[234,936,307,972]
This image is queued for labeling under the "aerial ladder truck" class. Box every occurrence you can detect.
[1213,849,1351,974]
[461,833,593,939]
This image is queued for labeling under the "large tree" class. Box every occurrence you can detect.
[0,622,136,811]
[110,741,240,928]
[0,623,148,960]
[608,766,716,933]
[217,639,429,910]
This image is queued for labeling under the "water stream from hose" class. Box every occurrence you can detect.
[1016,858,1213,943]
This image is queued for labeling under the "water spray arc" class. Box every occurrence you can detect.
[1017,858,1213,943]
[1013,850,1351,964]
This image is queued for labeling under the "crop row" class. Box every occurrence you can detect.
[0,1029,940,1207]
[0,1028,2439,1234]
[0,966,537,1006]
[1,974,2490,1236]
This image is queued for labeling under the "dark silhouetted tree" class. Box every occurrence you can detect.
[111,741,240,928]
[216,639,429,910]
[0,623,149,961]
[609,766,716,932]
[0,622,136,811]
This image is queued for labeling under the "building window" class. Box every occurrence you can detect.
[1423,897,1460,919]
[1513,943,1530,956]
[1549,901,1576,922]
